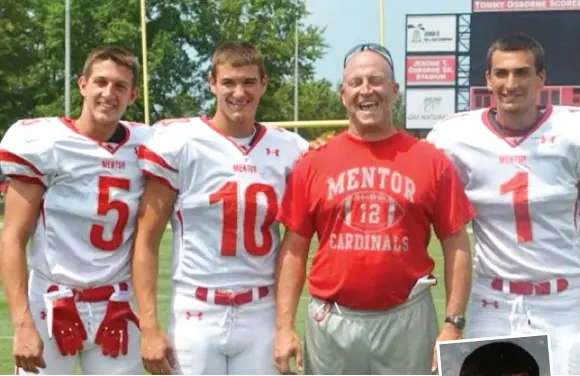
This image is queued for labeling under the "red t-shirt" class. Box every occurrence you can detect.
[278,130,475,310]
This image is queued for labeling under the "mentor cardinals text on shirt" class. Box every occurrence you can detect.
[278,131,475,310]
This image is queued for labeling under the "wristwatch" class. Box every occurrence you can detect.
[444,315,466,330]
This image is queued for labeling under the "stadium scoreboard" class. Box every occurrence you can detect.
[404,1,580,129]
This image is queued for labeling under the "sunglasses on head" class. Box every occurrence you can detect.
[343,43,396,79]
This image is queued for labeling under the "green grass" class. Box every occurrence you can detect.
[0,230,447,374]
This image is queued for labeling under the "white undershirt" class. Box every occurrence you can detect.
[228,126,256,150]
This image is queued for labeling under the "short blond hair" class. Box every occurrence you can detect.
[82,45,140,88]
[210,42,266,79]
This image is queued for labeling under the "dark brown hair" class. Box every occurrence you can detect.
[486,33,545,74]
[82,45,140,88]
[210,41,266,79]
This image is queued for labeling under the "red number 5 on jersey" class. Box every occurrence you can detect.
[90,176,130,251]
[210,181,278,257]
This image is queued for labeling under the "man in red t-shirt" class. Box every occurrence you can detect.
[273,43,476,375]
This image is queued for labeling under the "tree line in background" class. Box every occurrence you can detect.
[0,0,405,140]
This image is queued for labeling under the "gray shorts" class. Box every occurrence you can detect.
[304,278,438,375]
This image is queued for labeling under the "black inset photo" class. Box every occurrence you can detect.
[437,334,552,376]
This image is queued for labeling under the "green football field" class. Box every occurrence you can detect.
[0,230,448,374]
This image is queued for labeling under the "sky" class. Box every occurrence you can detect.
[304,0,472,86]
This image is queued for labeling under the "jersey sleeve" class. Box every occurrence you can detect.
[425,119,449,150]
[425,112,470,150]
[432,155,476,240]
[565,108,580,180]
[425,116,472,187]
[293,132,310,153]
[0,119,55,186]
[277,157,315,239]
[289,131,310,168]
[272,127,310,164]
[137,121,185,191]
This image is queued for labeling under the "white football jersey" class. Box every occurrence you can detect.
[427,105,580,281]
[0,117,150,288]
[139,116,309,289]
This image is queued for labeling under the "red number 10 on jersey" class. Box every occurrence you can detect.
[210,181,278,257]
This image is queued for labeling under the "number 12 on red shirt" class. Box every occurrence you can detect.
[500,171,533,243]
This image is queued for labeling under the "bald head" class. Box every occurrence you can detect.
[343,50,394,81]
[340,47,399,140]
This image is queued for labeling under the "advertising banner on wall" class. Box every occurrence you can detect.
[405,88,456,129]
[406,56,456,86]
[472,0,580,12]
[406,15,457,52]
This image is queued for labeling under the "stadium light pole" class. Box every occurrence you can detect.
[139,0,150,124]
[292,1,301,134]
[293,16,299,132]
[65,0,71,117]
[378,0,385,46]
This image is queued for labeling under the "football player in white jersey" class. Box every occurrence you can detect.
[427,34,580,375]
[131,41,309,375]
[0,46,148,375]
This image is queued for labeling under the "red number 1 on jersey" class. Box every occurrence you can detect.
[500,171,532,243]
[209,181,278,257]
